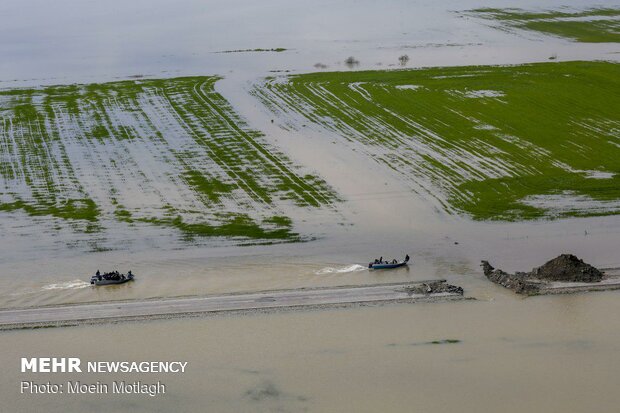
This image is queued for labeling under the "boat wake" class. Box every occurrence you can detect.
[315,264,367,275]
[42,280,91,291]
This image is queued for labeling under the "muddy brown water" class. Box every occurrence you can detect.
[1,0,620,411]
[2,290,620,413]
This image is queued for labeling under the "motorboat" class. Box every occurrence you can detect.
[90,271,134,286]
[368,255,410,269]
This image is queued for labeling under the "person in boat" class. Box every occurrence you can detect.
[379,256,383,264]
[96,270,100,276]
[392,259,397,264]
[405,254,410,262]
[128,270,132,277]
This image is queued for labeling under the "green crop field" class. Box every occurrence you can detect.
[468,7,620,43]
[253,61,620,221]
[0,77,338,242]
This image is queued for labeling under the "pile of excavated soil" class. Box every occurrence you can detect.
[405,281,464,295]
[481,254,605,295]
[531,254,603,282]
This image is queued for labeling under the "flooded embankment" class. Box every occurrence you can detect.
[0,281,466,330]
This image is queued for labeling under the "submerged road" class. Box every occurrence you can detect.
[0,281,463,329]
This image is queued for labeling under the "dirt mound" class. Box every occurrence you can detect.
[481,254,604,295]
[532,254,603,282]
[405,281,464,295]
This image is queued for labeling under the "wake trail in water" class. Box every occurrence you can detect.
[315,264,367,275]
[42,280,91,291]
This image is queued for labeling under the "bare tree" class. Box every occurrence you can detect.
[344,56,360,67]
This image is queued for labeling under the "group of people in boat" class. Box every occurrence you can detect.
[371,254,410,265]
[372,257,399,265]
[95,270,132,281]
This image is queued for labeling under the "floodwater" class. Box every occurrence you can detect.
[3,291,620,413]
[0,0,619,309]
[1,0,620,411]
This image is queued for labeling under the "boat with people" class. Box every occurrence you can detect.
[368,254,410,270]
[90,270,134,286]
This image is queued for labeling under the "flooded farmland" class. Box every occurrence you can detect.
[1,0,619,411]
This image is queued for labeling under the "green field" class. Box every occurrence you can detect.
[469,7,620,42]
[0,77,337,241]
[254,61,620,221]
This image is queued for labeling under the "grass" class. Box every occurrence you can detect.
[253,61,620,221]
[0,76,337,241]
[426,339,461,345]
[0,198,99,221]
[469,7,620,43]
[139,213,295,241]
[215,48,287,53]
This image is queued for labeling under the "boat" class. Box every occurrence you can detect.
[90,271,134,286]
[368,255,410,270]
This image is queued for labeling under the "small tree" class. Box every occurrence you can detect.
[398,55,410,66]
[344,56,359,67]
